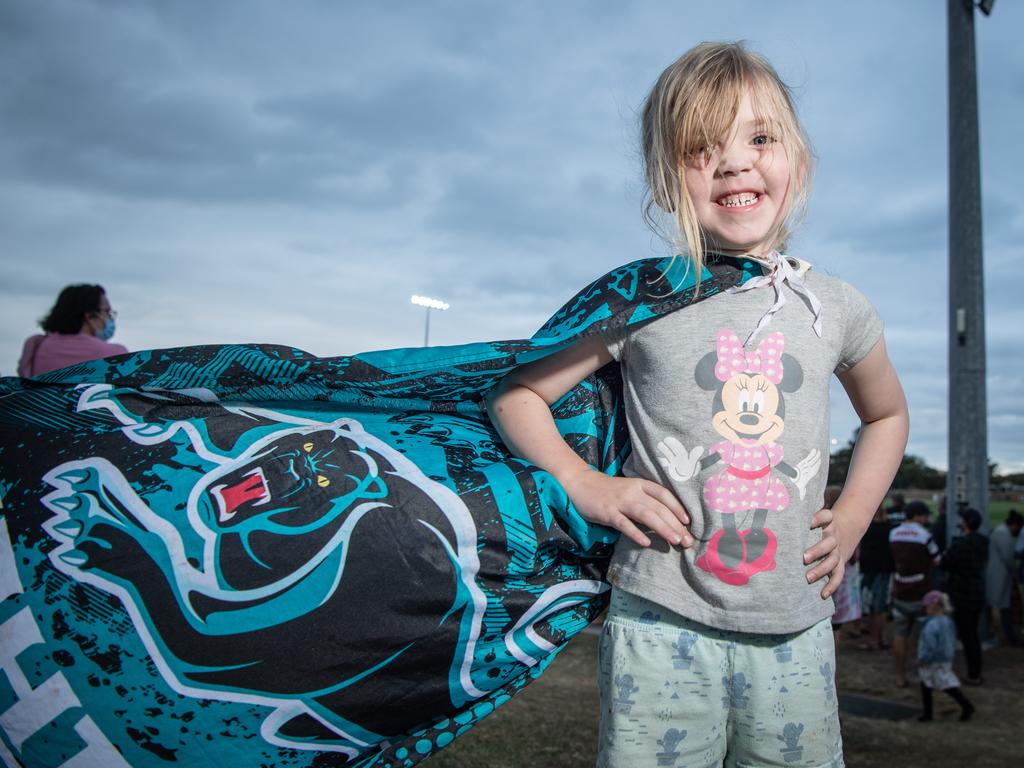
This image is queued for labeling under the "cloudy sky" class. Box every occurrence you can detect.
[1,0,1021,473]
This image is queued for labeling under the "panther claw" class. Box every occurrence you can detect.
[49,496,83,513]
[55,469,92,486]
[58,549,89,568]
[52,519,84,538]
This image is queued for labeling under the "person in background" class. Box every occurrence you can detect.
[1016,520,1024,580]
[890,500,940,688]
[916,590,974,723]
[17,284,128,377]
[858,501,894,651]
[986,509,1022,647]
[1016,517,1024,584]
[931,496,949,560]
[886,492,907,525]
[828,485,862,645]
[940,508,988,684]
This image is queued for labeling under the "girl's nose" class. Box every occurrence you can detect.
[715,141,754,177]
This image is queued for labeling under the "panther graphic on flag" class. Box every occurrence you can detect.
[39,384,487,758]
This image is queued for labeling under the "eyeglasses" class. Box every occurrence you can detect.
[95,308,117,319]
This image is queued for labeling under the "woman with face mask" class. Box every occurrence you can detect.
[17,284,129,377]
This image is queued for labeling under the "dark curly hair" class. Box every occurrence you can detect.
[40,284,107,334]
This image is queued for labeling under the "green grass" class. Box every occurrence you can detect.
[918,498,1019,526]
[425,632,600,767]
[987,500,1021,525]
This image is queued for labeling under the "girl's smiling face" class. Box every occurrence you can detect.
[683,89,793,257]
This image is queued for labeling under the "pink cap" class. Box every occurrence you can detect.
[922,590,945,607]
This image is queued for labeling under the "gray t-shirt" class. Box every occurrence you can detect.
[604,263,882,633]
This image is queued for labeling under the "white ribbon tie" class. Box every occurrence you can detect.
[726,250,824,346]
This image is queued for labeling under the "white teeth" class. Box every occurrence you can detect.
[718,193,758,207]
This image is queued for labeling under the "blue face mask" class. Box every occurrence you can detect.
[96,317,116,341]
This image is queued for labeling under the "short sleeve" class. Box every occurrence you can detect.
[603,324,629,362]
[835,281,883,373]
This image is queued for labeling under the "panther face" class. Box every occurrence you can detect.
[204,427,378,531]
[189,423,406,589]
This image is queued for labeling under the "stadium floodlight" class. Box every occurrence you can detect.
[410,295,450,311]
[410,295,450,346]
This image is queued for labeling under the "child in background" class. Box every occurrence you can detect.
[917,590,975,722]
[487,42,908,766]
[858,501,895,651]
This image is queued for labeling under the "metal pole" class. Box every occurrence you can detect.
[424,307,431,347]
[947,0,989,543]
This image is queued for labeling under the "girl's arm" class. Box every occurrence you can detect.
[485,335,693,548]
[803,335,909,597]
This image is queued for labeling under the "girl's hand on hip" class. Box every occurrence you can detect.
[803,506,863,598]
[561,469,693,549]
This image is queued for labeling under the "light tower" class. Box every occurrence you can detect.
[946,0,993,541]
[410,294,450,347]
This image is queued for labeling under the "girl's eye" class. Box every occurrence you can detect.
[752,134,774,147]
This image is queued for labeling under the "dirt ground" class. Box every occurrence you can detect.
[426,620,1022,768]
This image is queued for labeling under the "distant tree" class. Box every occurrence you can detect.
[892,455,946,491]
[827,435,855,486]
[827,430,945,490]
[994,471,1024,486]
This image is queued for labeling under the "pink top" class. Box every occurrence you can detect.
[17,334,129,377]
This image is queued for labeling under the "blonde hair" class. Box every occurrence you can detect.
[929,592,953,614]
[641,42,814,283]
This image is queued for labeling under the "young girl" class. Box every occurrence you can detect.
[487,42,908,766]
[917,591,974,722]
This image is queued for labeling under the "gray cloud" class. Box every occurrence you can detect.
[1,0,1022,474]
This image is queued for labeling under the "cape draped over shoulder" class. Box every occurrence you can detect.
[0,256,758,767]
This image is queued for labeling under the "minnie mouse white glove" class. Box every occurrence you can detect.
[656,437,703,483]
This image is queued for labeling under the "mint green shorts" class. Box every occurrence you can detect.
[597,589,843,768]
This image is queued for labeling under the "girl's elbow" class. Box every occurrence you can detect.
[484,381,512,419]
[485,379,544,420]
[858,406,908,432]
[895,404,911,443]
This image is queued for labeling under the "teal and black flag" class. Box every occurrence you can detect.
[0,257,755,767]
